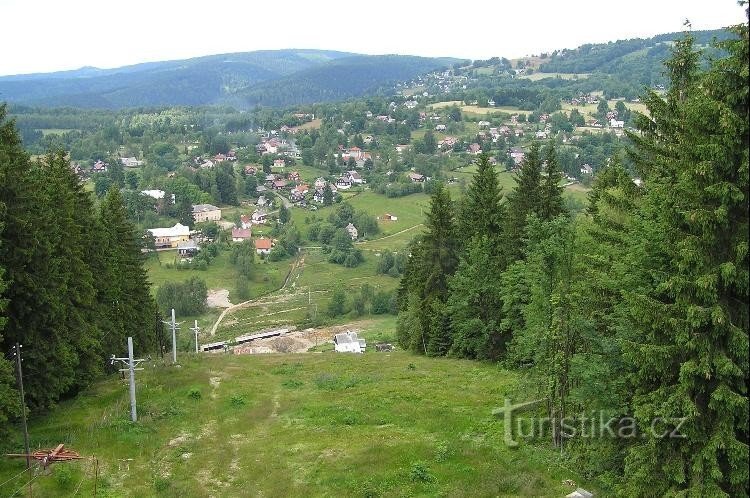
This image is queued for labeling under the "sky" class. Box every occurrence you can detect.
[0,0,746,76]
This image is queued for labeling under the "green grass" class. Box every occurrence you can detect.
[0,342,595,497]
[145,250,291,304]
[215,250,400,339]
[519,72,590,81]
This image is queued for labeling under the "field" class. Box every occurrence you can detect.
[290,119,322,132]
[0,327,595,497]
[214,249,400,340]
[561,99,649,117]
[144,250,292,305]
[518,72,589,81]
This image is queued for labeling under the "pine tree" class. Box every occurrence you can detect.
[620,25,749,496]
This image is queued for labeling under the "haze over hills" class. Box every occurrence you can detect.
[0,49,460,109]
[0,29,730,110]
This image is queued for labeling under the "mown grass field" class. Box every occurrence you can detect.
[0,331,594,497]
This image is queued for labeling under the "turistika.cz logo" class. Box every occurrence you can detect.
[492,398,687,447]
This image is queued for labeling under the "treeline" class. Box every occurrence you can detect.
[397,28,748,496]
[0,106,157,444]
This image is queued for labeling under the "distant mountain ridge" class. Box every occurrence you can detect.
[0,49,459,109]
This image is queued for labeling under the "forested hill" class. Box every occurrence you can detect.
[0,50,459,109]
[239,55,459,107]
[537,29,731,84]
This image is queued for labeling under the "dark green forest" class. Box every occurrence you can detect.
[397,27,749,496]
[0,106,158,443]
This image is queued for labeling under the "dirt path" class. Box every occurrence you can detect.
[356,223,423,246]
[206,289,232,308]
[209,253,305,336]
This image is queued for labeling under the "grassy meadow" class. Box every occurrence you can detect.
[0,329,594,497]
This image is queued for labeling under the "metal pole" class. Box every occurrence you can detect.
[127,337,137,422]
[171,308,177,363]
[14,343,31,472]
[191,320,200,353]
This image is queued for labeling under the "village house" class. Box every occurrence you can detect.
[409,172,425,183]
[287,171,301,182]
[192,204,221,223]
[244,165,257,175]
[510,147,526,165]
[240,215,252,229]
[477,120,491,129]
[333,331,366,353]
[314,177,327,190]
[147,223,190,249]
[177,239,199,258]
[273,159,286,169]
[394,144,410,154]
[336,177,352,190]
[380,213,398,221]
[200,159,214,169]
[140,189,175,203]
[272,179,287,190]
[345,223,358,240]
[468,143,482,155]
[251,210,268,224]
[231,227,252,242]
[290,184,310,201]
[435,124,447,131]
[344,170,363,184]
[254,237,273,255]
[610,118,625,128]
[120,157,143,168]
[580,164,594,175]
[91,160,108,173]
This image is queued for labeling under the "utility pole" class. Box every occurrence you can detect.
[190,320,201,353]
[12,343,31,472]
[110,337,146,422]
[162,308,182,364]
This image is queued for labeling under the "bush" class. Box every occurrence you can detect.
[409,461,434,483]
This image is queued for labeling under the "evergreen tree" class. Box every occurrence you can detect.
[176,195,194,227]
[620,26,749,496]
[539,143,566,221]
[96,187,157,357]
[447,236,506,359]
[458,154,505,242]
[504,141,543,262]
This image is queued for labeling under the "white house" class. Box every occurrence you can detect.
[345,223,358,240]
[254,237,273,255]
[141,190,175,203]
[334,331,366,353]
[121,157,144,167]
[610,118,625,128]
[251,210,268,224]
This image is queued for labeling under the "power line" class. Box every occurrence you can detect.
[0,466,31,489]
[7,472,41,498]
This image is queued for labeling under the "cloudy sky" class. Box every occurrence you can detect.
[0,0,745,76]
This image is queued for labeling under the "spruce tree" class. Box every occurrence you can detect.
[504,141,543,262]
[458,154,505,242]
[620,26,749,496]
[539,143,566,221]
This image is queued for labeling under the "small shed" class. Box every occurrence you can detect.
[334,331,366,353]
[566,489,593,498]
